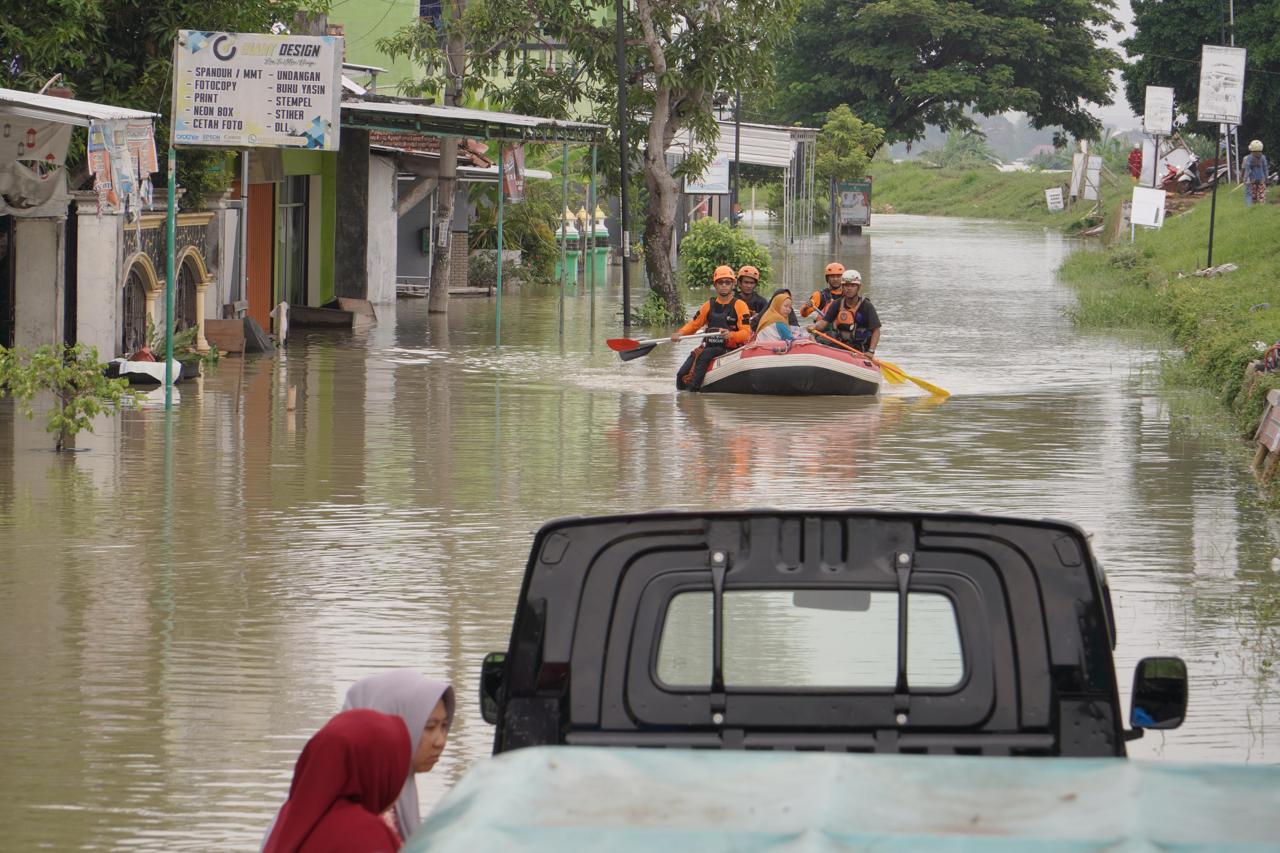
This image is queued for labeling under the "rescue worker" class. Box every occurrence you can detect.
[736,265,768,328]
[799,262,846,318]
[671,265,751,391]
[811,269,880,355]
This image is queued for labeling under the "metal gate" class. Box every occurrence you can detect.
[121,265,148,354]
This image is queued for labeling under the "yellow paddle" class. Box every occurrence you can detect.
[809,329,950,398]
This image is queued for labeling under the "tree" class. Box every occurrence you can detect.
[814,105,885,184]
[773,0,1122,145]
[1121,0,1280,154]
[0,0,326,203]
[382,0,799,319]
[0,345,141,452]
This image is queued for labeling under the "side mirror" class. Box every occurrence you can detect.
[480,651,507,725]
[1130,656,1187,730]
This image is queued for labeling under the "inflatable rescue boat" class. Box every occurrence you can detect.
[699,339,882,396]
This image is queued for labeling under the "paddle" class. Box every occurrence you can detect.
[608,333,715,362]
[807,329,950,398]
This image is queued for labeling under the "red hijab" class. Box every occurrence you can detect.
[264,709,411,853]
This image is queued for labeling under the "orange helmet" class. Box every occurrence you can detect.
[737,265,760,281]
[825,262,845,277]
[713,265,736,282]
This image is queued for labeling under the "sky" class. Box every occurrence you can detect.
[1093,0,1142,129]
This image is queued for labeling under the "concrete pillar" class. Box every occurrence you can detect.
[195,280,210,351]
[334,127,370,299]
[73,194,123,359]
[366,154,398,304]
[13,216,66,349]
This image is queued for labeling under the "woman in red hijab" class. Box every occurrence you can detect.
[263,709,411,853]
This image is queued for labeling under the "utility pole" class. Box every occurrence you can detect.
[428,0,464,313]
[615,0,631,328]
[731,88,741,227]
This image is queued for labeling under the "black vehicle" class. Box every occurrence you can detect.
[480,511,1187,757]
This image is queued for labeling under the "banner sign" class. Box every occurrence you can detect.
[1081,155,1103,201]
[501,143,526,203]
[0,117,71,217]
[685,153,730,195]
[1044,187,1065,211]
[87,119,158,216]
[838,179,872,227]
[172,31,342,150]
[1197,45,1246,125]
[1143,86,1175,136]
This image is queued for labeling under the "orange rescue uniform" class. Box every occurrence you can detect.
[678,296,752,349]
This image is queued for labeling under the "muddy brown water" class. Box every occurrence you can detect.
[1,215,1277,850]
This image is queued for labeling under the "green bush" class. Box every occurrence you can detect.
[469,180,562,284]
[0,344,141,452]
[632,289,680,327]
[678,218,772,290]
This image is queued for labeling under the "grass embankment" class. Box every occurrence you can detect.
[1059,195,1280,434]
[868,161,1128,232]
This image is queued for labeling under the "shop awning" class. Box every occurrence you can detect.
[0,86,158,127]
[342,98,604,145]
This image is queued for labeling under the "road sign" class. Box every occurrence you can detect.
[1197,45,1246,125]
[172,31,342,150]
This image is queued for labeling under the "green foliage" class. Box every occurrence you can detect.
[145,316,217,368]
[466,251,520,289]
[919,131,1001,169]
[678,218,772,290]
[0,344,141,452]
[1030,147,1073,170]
[814,105,885,184]
[773,0,1121,144]
[1122,0,1280,156]
[763,183,828,230]
[1058,197,1280,438]
[0,0,328,207]
[631,289,680,327]
[866,160,1126,230]
[468,179,562,283]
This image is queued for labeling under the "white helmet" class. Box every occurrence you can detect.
[1249,139,1264,152]
[841,269,862,285]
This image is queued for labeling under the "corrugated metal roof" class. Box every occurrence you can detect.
[671,120,818,169]
[342,99,604,144]
[0,86,158,127]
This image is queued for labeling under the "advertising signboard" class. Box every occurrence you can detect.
[172,31,342,150]
[1143,86,1174,136]
[1131,186,1167,228]
[1197,45,1247,125]
[838,179,872,227]
[685,153,730,194]
[502,144,526,203]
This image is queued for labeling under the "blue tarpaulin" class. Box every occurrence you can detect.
[406,746,1280,851]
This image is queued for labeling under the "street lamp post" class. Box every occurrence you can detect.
[731,88,741,227]
[615,0,632,328]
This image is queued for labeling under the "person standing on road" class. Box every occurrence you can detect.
[811,269,880,356]
[1243,140,1269,207]
[672,265,751,391]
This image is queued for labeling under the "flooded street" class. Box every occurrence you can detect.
[2,214,1277,850]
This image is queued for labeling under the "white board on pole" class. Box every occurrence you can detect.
[1044,187,1064,211]
[172,31,343,150]
[1069,153,1085,197]
[1144,86,1174,135]
[1131,186,1167,228]
[1197,45,1247,125]
[685,153,730,194]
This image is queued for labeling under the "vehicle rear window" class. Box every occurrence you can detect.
[656,590,964,690]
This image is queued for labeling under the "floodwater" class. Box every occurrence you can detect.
[2,215,1277,850]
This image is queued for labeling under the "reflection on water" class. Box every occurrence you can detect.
[1,215,1277,850]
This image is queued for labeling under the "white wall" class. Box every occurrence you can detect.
[366,155,398,305]
[74,198,122,358]
[13,217,64,349]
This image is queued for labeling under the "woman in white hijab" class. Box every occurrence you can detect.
[342,670,455,843]
[263,670,455,849]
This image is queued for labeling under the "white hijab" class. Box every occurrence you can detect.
[262,669,458,850]
[342,669,455,841]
